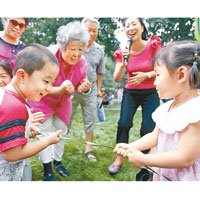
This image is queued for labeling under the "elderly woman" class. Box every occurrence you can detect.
[0,18,29,70]
[28,21,91,181]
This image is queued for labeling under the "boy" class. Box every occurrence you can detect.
[0,43,62,181]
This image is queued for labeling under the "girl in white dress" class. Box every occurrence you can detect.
[114,40,200,181]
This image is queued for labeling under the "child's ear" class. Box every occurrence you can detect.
[178,66,190,83]
[16,69,26,83]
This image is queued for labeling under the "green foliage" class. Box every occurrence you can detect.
[30,108,142,181]
[0,17,195,91]
[0,17,195,53]
[21,18,80,46]
[146,18,194,44]
[20,17,119,59]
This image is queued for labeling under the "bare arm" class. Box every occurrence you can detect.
[113,62,126,82]
[114,126,159,155]
[129,126,159,150]
[47,80,74,96]
[3,130,62,162]
[97,73,103,97]
[128,70,156,86]
[128,121,200,168]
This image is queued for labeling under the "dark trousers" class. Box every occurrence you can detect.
[116,88,160,144]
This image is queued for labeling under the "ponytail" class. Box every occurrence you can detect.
[189,51,200,89]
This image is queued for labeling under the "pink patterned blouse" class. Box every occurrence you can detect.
[152,96,200,181]
[28,48,88,125]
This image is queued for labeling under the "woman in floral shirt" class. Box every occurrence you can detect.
[108,18,162,179]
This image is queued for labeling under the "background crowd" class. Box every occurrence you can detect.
[0,17,200,182]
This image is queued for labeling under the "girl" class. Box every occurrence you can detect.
[114,40,200,181]
[108,17,162,175]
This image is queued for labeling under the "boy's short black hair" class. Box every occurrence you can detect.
[13,43,59,76]
[0,58,12,77]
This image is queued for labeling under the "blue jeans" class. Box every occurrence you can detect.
[116,88,160,144]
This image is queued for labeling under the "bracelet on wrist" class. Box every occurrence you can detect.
[82,88,91,95]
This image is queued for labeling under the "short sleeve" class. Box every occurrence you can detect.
[152,96,200,134]
[0,91,28,152]
[149,36,162,56]
[96,47,106,74]
[150,36,162,49]
[113,48,123,63]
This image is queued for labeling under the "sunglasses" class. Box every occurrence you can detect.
[9,19,26,29]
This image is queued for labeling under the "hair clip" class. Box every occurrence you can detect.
[193,52,198,62]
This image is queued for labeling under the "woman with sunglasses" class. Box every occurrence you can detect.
[0,18,29,70]
[0,17,31,181]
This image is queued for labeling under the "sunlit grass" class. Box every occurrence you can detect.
[31,108,142,181]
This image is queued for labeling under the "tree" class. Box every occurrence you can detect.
[0,17,195,90]
[146,18,194,44]
[19,18,120,59]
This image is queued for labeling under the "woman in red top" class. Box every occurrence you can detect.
[0,18,29,70]
[108,18,162,179]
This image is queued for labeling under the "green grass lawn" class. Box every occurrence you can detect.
[30,108,142,181]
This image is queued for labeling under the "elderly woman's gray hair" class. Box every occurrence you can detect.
[81,17,99,27]
[56,21,90,51]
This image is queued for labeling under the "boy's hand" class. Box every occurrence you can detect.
[47,130,62,145]
[29,123,40,138]
[29,111,45,138]
[61,80,74,95]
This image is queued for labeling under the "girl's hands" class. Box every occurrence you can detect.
[113,143,131,158]
[114,143,145,168]
[47,130,62,145]
[127,149,145,168]
[61,80,74,95]
[128,72,147,86]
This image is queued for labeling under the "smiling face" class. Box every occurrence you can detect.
[4,18,26,41]
[125,18,144,41]
[19,62,59,101]
[61,40,84,66]
[0,66,11,88]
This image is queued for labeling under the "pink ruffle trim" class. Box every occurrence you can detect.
[150,36,162,48]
